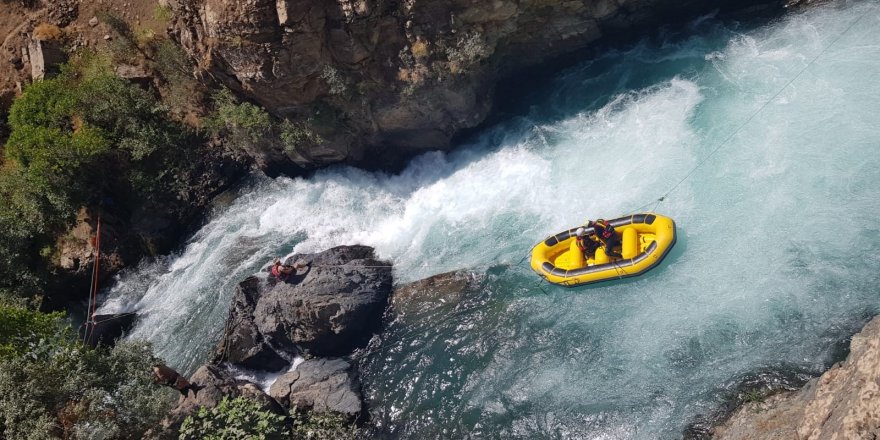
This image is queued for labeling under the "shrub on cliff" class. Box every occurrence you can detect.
[0,305,176,439]
[179,396,287,440]
[205,89,271,157]
[0,165,65,300]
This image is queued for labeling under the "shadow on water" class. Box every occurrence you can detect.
[456,3,789,148]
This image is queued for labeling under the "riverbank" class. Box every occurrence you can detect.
[711,315,880,439]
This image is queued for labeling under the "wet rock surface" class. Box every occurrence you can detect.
[711,316,880,440]
[269,358,363,417]
[215,245,393,369]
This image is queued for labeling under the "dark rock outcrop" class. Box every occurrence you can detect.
[269,358,362,417]
[391,269,485,318]
[215,245,392,369]
[168,0,787,172]
[79,312,137,347]
[214,276,290,371]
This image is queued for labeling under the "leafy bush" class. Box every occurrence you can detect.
[97,11,140,64]
[0,164,68,299]
[0,305,68,360]
[279,119,322,157]
[289,410,358,440]
[153,5,173,24]
[205,89,271,156]
[179,396,287,440]
[1,50,204,300]
[179,396,360,440]
[320,66,346,96]
[0,306,176,439]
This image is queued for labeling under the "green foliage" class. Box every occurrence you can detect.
[0,307,176,439]
[289,410,357,440]
[0,305,68,360]
[205,89,271,156]
[150,38,203,116]
[0,164,67,299]
[279,120,322,157]
[153,4,173,24]
[741,389,766,403]
[179,396,287,440]
[1,50,202,300]
[97,11,140,64]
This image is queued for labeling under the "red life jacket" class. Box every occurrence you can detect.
[270,264,283,278]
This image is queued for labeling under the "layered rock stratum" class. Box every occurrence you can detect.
[167,0,787,171]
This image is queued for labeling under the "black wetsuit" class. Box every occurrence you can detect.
[576,236,599,257]
[592,224,622,258]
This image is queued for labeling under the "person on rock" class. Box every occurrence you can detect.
[588,219,623,258]
[270,257,308,280]
[152,363,194,396]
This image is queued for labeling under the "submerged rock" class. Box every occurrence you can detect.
[269,358,362,417]
[215,245,392,369]
[711,316,880,440]
[391,269,486,321]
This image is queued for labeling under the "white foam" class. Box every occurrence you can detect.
[100,2,880,437]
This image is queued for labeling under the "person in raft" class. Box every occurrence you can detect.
[575,227,599,258]
[270,257,308,280]
[588,219,623,258]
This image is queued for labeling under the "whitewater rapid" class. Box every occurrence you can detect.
[101,1,880,438]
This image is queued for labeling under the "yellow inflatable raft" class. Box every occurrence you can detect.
[530,213,676,287]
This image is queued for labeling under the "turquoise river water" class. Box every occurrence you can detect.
[101,2,880,438]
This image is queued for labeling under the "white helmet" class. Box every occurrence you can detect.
[575,227,585,237]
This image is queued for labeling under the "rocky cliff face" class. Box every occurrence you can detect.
[167,0,785,171]
[712,316,880,440]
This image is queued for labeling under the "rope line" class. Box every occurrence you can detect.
[83,216,102,345]
[626,12,867,215]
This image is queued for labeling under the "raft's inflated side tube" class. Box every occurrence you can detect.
[529,214,676,287]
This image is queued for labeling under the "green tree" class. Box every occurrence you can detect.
[1,50,207,301]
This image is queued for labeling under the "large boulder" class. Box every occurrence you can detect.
[79,313,137,347]
[253,245,393,357]
[213,276,290,371]
[215,245,393,370]
[269,358,362,417]
[711,316,880,440]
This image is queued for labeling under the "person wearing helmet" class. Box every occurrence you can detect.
[575,226,599,258]
[589,219,623,258]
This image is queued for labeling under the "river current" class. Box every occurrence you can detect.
[100,2,880,438]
